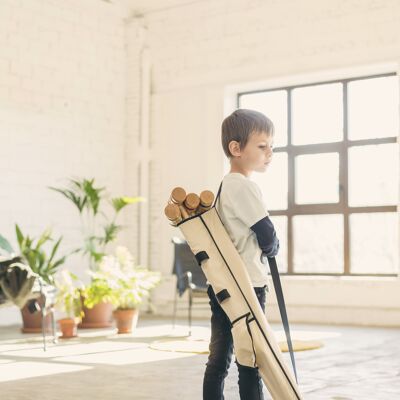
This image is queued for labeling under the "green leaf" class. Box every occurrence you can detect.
[70,179,84,191]
[50,257,66,270]
[35,228,52,250]
[48,187,86,213]
[92,251,105,263]
[111,196,145,212]
[15,224,24,248]
[102,223,121,244]
[82,178,105,215]
[0,234,14,254]
[69,271,79,281]
[36,251,46,274]
[67,247,82,257]
[48,236,63,265]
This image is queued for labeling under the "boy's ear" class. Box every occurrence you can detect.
[228,140,241,157]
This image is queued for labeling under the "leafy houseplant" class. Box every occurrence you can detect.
[15,224,68,285]
[49,178,144,271]
[12,225,72,333]
[92,246,161,333]
[49,177,145,328]
[55,270,84,338]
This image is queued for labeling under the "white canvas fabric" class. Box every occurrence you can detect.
[177,203,303,400]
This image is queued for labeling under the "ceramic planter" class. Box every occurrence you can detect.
[58,317,78,338]
[20,294,52,333]
[78,298,114,329]
[112,308,139,334]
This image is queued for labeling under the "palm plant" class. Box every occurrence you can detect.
[49,177,144,271]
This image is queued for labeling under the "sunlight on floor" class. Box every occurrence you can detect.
[0,361,92,383]
[0,322,344,384]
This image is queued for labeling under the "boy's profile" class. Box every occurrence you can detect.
[203,108,279,400]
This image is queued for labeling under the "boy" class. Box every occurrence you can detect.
[203,109,279,400]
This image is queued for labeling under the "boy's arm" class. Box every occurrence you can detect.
[229,182,280,259]
[250,217,280,258]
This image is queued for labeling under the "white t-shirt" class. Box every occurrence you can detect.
[215,172,270,287]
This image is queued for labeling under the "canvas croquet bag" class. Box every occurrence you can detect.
[176,182,303,400]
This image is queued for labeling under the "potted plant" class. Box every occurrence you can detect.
[49,177,145,328]
[91,246,161,334]
[13,225,72,333]
[78,274,116,328]
[55,270,84,338]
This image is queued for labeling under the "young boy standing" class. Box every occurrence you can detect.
[203,109,279,400]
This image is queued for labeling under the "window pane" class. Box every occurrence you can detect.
[295,153,340,204]
[292,83,343,145]
[293,214,344,273]
[270,216,288,273]
[239,90,287,147]
[348,76,399,140]
[350,213,398,274]
[348,143,399,206]
[251,152,288,210]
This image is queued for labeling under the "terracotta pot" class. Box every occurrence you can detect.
[58,318,78,338]
[113,308,139,334]
[78,299,114,329]
[20,295,52,333]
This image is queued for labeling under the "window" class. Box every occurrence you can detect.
[238,73,399,276]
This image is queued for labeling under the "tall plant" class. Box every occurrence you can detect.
[49,178,144,271]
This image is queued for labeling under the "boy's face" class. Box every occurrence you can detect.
[230,131,274,174]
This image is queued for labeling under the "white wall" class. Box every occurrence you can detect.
[0,0,131,325]
[143,0,400,327]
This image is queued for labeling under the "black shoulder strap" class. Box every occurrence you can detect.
[213,181,223,207]
[267,256,298,384]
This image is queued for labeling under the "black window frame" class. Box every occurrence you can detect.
[238,72,399,277]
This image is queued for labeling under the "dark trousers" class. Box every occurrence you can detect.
[203,284,267,400]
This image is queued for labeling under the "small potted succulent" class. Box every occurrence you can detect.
[55,270,84,338]
[91,246,161,334]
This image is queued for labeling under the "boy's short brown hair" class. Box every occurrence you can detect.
[221,109,275,158]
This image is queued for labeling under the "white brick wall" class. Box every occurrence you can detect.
[0,0,131,325]
[144,0,400,92]
[124,19,146,266]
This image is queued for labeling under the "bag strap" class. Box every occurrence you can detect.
[267,256,298,384]
[213,181,223,207]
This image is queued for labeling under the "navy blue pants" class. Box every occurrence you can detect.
[203,284,267,400]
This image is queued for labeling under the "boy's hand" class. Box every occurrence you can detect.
[260,238,280,264]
